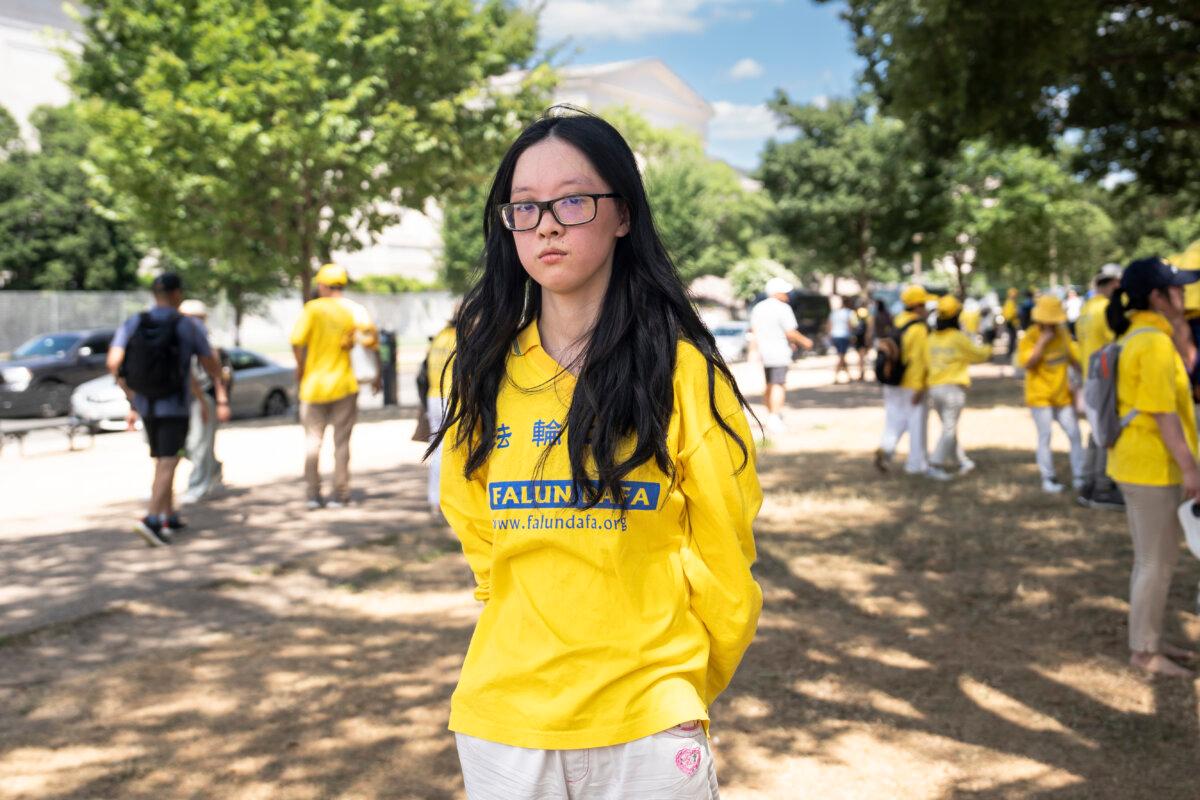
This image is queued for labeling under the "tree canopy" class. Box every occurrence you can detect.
[0,104,142,290]
[829,0,1200,195]
[70,0,552,302]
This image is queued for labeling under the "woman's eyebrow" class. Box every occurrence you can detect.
[511,178,594,195]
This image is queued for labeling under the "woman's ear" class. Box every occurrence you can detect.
[615,200,631,238]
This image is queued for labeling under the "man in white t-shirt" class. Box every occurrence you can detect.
[750,277,813,434]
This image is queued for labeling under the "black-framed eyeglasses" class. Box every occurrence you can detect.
[497,193,621,232]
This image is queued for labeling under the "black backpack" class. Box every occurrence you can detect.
[119,311,185,401]
[875,318,924,386]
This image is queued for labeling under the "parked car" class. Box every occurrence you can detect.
[0,329,115,418]
[711,321,750,362]
[70,346,295,432]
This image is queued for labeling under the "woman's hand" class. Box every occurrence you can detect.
[1183,466,1200,503]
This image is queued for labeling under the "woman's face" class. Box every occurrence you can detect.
[508,137,629,300]
[1151,286,1184,317]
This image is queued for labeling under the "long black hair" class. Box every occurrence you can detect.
[1105,266,1157,337]
[429,107,751,508]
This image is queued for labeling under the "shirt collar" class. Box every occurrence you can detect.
[1127,310,1172,335]
[513,320,543,357]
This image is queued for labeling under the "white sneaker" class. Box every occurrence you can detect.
[765,414,786,435]
[926,467,954,481]
[904,465,928,476]
[1041,479,1065,494]
[1072,477,1087,491]
[958,459,976,476]
[305,497,324,511]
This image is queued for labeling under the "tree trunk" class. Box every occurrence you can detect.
[233,302,244,347]
[953,254,968,298]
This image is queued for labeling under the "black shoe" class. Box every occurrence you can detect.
[163,513,186,539]
[1088,493,1126,511]
[133,516,169,547]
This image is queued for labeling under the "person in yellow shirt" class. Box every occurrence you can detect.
[1104,257,1200,678]
[423,316,457,516]
[875,285,932,476]
[1018,295,1085,493]
[1075,263,1124,509]
[290,264,380,510]
[925,295,993,480]
[430,110,762,797]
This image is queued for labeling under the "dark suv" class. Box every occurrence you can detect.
[0,329,115,418]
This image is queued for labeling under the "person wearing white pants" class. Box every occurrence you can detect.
[925,295,993,479]
[876,284,933,475]
[424,321,457,516]
[1018,295,1085,493]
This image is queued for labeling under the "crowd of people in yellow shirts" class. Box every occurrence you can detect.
[873,256,1200,677]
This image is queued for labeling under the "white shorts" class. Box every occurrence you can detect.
[455,721,720,800]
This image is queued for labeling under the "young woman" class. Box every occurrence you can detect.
[1106,257,1200,678]
[430,108,763,799]
[1017,295,1085,493]
[925,294,992,480]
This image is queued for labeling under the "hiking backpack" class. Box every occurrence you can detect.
[1082,327,1157,447]
[119,311,185,401]
[875,318,924,386]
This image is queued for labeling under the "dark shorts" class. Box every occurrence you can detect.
[832,336,852,355]
[144,415,189,458]
[764,365,789,386]
[852,333,867,350]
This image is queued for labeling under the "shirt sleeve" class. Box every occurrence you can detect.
[440,421,495,603]
[903,326,928,388]
[290,305,313,347]
[677,373,764,706]
[1131,339,1180,415]
[111,316,136,350]
[182,318,212,359]
[960,333,992,364]
[783,304,799,332]
[1017,331,1035,367]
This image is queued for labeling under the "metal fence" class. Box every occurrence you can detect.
[0,290,459,355]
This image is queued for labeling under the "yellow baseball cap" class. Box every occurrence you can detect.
[936,294,962,319]
[1169,244,1200,312]
[314,263,348,286]
[1031,295,1066,325]
[900,285,933,307]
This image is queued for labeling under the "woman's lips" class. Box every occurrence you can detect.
[538,249,566,264]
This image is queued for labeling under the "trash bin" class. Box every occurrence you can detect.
[379,329,398,406]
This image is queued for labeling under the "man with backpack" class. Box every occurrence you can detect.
[1076,263,1124,509]
[107,273,230,546]
[874,285,933,475]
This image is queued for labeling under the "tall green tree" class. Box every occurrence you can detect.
[0,104,142,290]
[829,0,1200,196]
[932,143,1117,292]
[758,94,932,288]
[70,0,552,303]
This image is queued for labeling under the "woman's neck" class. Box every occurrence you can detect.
[538,288,605,374]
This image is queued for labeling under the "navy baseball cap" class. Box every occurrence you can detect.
[151,272,183,292]
[1121,257,1200,294]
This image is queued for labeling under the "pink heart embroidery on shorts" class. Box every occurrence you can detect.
[675,746,702,776]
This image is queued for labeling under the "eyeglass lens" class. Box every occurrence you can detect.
[504,195,596,230]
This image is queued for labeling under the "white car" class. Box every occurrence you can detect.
[711,321,750,362]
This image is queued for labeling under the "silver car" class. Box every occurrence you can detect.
[711,321,750,363]
[71,347,295,431]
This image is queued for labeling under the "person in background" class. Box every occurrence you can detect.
[828,295,854,384]
[875,285,932,476]
[925,294,993,480]
[1105,257,1200,678]
[749,276,813,435]
[424,314,457,518]
[1076,263,1124,510]
[179,299,227,505]
[1017,288,1037,331]
[1018,295,1085,493]
[290,263,381,510]
[1002,288,1020,355]
[851,300,871,382]
[108,273,230,545]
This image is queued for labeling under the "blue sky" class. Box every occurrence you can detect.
[535,0,864,171]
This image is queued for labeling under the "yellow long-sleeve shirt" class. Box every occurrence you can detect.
[894,310,929,390]
[926,328,992,387]
[440,321,763,750]
[1075,294,1113,381]
[1017,325,1080,407]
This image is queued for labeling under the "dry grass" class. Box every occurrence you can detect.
[1,369,1198,799]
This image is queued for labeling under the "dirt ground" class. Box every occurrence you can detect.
[1,358,1198,799]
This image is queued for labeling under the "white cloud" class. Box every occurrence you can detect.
[811,94,829,109]
[728,58,764,80]
[709,101,782,142]
[536,0,742,43]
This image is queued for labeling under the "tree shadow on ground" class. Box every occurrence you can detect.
[713,446,1199,799]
